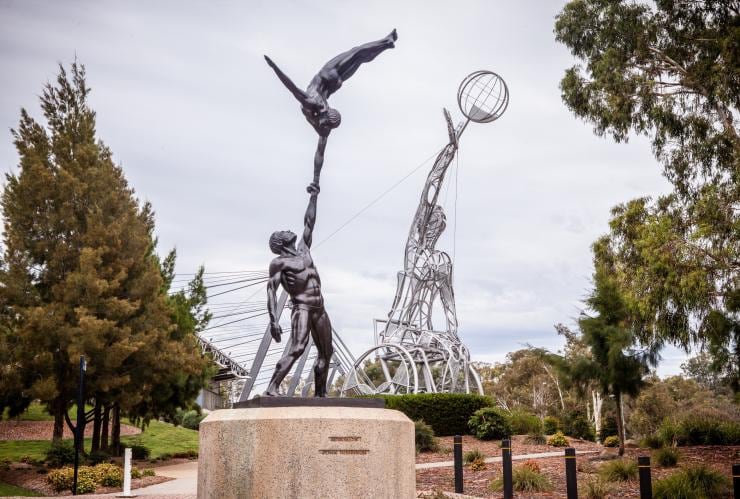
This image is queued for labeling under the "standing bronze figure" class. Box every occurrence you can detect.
[264,183,333,397]
[264,29,397,186]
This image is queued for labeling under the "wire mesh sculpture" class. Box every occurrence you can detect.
[341,71,509,396]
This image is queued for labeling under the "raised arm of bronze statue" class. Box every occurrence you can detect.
[264,29,397,138]
[302,183,320,248]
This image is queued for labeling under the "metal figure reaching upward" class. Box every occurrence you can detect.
[264,29,397,186]
[264,183,334,397]
[341,70,509,396]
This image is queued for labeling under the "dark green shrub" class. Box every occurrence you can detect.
[599,459,637,482]
[130,444,151,460]
[414,420,438,453]
[468,407,512,440]
[599,414,618,443]
[563,410,596,441]
[509,410,542,435]
[142,468,156,477]
[653,447,679,467]
[547,431,569,447]
[658,418,681,446]
[490,466,552,492]
[373,393,493,436]
[602,435,619,447]
[75,475,96,494]
[679,416,740,445]
[45,440,76,468]
[131,467,142,479]
[653,464,730,498]
[464,449,485,464]
[95,463,123,487]
[86,450,111,465]
[640,434,664,449]
[543,416,560,435]
[181,410,205,430]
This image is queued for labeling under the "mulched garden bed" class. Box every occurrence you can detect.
[0,421,141,441]
[416,444,740,498]
[416,434,602,464]
[0,463,171,496]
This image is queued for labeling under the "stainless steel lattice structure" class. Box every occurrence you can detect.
[341,71,509,396]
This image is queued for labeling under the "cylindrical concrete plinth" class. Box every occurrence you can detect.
[197,406,415,499]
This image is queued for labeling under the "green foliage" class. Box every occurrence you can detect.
[562,410,596,441]
[490,466,552,492]
[547,431,569,447]
[142,468,155,477]
[45,440,75,468]
[658,415,740,446]
[599,459,637,482]
[555,0,740,391]
[46,467,74,492]
[653,447,679,467]
[131,467,142,479]
[653,464,731,499]
[375,393,493,436]
[180,410,205,430]
[641,434,664,449]
[599,414,618,443]
[130,444,151,460]
[0,482,41,497]
[602,435,619,447]
[543,416,560,435]
[75,474,97,494]
[120,419,199,459]
[0,457,10,470]
[414,420,438,453]
[467,407,512,440]
[580,476,613,499]
[95,463,123,487]
[86,449,111,465]
[463,449,485,464]
[509,410,542,435]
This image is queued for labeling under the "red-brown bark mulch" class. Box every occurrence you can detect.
[416,434,602,464]
[416,443,740,498]
[0,421,141,441]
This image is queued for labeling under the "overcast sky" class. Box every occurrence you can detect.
[0,0,689,376]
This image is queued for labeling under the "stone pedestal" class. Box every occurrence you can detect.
[197,403,415,499]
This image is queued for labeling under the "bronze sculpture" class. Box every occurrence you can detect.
[264,183,333,397]
[264,29,397,186]
[262,31,397,397]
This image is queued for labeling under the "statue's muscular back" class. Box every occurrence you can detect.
[270,249,323,308]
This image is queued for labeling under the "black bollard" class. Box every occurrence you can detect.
[502,438,513,499]
[453,434,463,493]
[733,463,740,499]
[638,456,652,499]
[565,447,577,499]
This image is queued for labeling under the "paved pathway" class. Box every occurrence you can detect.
[132,461,198,496]
[415,449,599,469]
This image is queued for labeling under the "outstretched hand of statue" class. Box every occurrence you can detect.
[270,322,283,343]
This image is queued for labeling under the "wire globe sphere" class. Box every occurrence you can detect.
[457,70,509,123]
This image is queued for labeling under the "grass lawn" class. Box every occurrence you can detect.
[0,481,41,496]
[0,404,199,461]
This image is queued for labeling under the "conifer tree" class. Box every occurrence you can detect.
[0,62,203,441]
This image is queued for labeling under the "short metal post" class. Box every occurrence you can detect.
[116,448,137,498]
[638,456,652,498]
[453,435,463,493]
[502,438,513,499]
[565,447,577,499]
[732,463,739,499]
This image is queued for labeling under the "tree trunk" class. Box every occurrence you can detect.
[615,390,625,456]
[52,398,66,442]
[592,390,603,443]
[111,404,121,456]
[91,400,102,452]
[101,405,110,451]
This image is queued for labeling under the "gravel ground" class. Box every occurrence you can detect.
[0,421,141,441]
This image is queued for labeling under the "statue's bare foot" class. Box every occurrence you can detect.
[386,29,398,48]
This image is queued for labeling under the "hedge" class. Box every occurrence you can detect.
[368,393,493,436]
